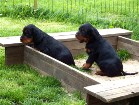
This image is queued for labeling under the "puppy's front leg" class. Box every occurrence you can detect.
[82,63,92,70]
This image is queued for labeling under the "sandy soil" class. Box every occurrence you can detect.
[75,59,139,82]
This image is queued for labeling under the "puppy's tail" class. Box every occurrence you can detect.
[121,71,138,76]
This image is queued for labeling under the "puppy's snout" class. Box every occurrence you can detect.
[20,36,27,42]
[20,35,24,41]
[20,36,23,42]
[75,31,80,36]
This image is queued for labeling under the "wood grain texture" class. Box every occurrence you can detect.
[5,46,24,65]
[84,76,139,103]
[117,36,139,58]
[0,28,132,47]
[24,46,99,92]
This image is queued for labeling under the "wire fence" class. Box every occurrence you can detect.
[2,0,138,14]
[0,0,139,28]
[1,0,139,14]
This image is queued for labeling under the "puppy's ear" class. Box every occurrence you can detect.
[89,26,102,41]
[22,27,32,38]
[79,23,92,37]
[25,28,31,34]
[79,23,102,41]
[92,27,100,35]
[31,25,44,43]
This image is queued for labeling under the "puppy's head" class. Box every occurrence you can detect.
[75,23,100,43]
[20,24,35,44]
[75,31,89,43]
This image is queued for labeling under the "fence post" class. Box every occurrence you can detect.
[34,0,38,10]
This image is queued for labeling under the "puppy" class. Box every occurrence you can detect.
[75,23,138,77]
[20,24,75,66]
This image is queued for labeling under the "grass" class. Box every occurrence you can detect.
[117,49,131,61]
[0,47,85,105]
[74,53,87,60]
[0,17,79,37]
[0,0,138,104]
[0,0,139,39]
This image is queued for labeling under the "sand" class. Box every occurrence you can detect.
[75,59,139,83]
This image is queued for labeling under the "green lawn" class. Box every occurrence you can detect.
[0,0,139,104]
[0,47,85,105]
[0,17,85,105]
[0,17,79,37]
[0,0,139,39]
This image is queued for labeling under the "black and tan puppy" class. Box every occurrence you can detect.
[20,24,75,66]
[76,23,137,77]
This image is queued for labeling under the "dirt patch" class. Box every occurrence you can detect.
[75,59,139,82]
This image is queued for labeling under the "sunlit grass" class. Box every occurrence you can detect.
[0,0,139,39]
[0,47,85,105]
[0,17,79,37]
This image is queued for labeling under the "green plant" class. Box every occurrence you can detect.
[117,49,131,61]
[0,99,11,105]
[1,0,139,40]
[0,17,78,37]
[74,53,87,60]
[72,91,83,100]
[0,47,85,105]
[71,65,92,73]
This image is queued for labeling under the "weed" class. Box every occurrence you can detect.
[74,53,87,60]
[71,65,92,73]
[117,49,131,61]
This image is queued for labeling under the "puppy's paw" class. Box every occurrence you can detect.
[82,63,92,70]
[95,71,106,76]
[85,48,91,53]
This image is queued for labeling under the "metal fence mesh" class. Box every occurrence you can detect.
[0,0,139,28]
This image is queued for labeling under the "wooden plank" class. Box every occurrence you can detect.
[118,36,132,44]
[118,36,139,47]
[85,76,139,93]
[24,46,99,92]
[62,40,85,50]
[118,41,135,55]
[117,36,139,57]
[84,76,139,103]
[104,36,117,46]
[5,55,24,65]
[5,46,24,65]
[0,36,23,47]
[86,94,130,105]
[0,28,132,47]
[86,94,105,105]
[5,46,24,55]
[50,28,132,38]
[99,85,139,103]
[62,36,117,55]
[98,28,132,37]
[24,46,97,84]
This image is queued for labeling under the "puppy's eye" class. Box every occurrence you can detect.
[24,33,32,38]
[26,34,32,38]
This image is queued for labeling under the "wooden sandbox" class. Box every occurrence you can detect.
[1,28,139,105]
